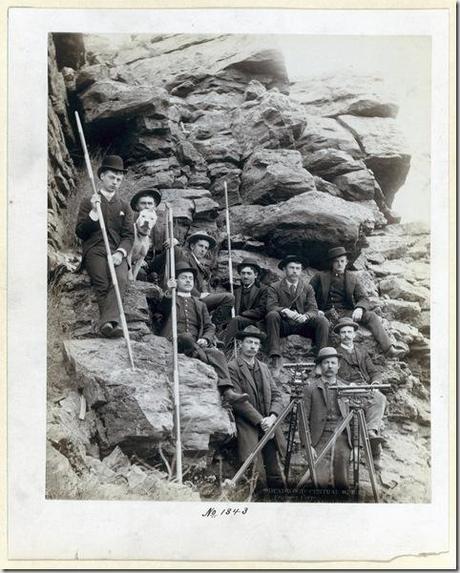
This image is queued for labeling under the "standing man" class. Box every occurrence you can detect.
[158,261,247,405]
[303,347,352,491]
[265,255,329,376]
[75,155,134,338]
[228,325,287,496]
[334,317,387,467]
[177,231,234,314]
[221,258,267,351]
[310,246,404,358]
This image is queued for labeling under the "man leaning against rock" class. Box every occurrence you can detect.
[75,155,134,338]
[310,246,404,358]
[158,261,248,405]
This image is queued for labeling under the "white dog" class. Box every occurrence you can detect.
[128,208,158,281]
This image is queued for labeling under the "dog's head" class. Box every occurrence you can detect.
[136,209,158,235]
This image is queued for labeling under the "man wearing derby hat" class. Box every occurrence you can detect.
[228,325,287,496]
[265,254,329,376]
[303,347,352,491]
[176,231,234,315]
[75,155,134,338]
[158,261,247,405]
[221,258,268,351]
[333,317,387,467]
[310,246,404,359]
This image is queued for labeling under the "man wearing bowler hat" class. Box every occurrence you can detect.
[303,347,352,491]
[228,325,287,496]
[333,317,387,467]
[310,246,404,358]
[176,231,235,315]
[158,261,247,405]
[221,258,268,351]
[75,155,134,338]
[265,254,329,376]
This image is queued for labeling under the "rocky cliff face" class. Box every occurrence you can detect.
[47,33,430,502]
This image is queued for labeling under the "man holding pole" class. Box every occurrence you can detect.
[158,261,248,405]
[75,155,134,338]
[228,325,287,497]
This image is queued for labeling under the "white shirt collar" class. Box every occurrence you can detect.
[177,292,192,298]
[99,188,116,201]
[340,342,354,352]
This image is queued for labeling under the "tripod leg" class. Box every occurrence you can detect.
[357,409,380,503]
[297,411,354,489]
[297,402,318,488]
[284,402,298,482]
[352,411,360,502]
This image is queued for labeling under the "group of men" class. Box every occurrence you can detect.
[76,155,402,497]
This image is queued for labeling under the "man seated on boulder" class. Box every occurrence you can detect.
[266,255,329,376]
[310,246,404,358]
[221,258,268,352]
[333,317,387,468]
[303,347,352,492]
[158,261,247,405]
[75,155,134,338]
[228,325,287,498]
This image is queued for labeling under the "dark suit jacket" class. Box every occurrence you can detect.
[336,344,381,384]
[75,194,134,261]
[158,294,215,343]
[309,270,369,311]
[266,278,319,318]
[303,377,352,447]
[234,284,267,321]
[228,357,287,455]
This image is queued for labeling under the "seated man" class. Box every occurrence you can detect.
[221,258,267,351]
[310,246,404,358]
[303,347,352,491]
[334,317,387,468]
[228,325,286,496]
[158,261,246,405]
[265,255,329,376]
[75,155,134,338]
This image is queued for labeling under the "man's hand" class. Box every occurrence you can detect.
[112,251,123,266]
[199,292,209,299]
[281,308,295,319]
[352,307,364,322]
[167,278,177,290]
[162,238,179,249]
[196,338,208,347]
[294,313,308,324]
[260,414,277,433]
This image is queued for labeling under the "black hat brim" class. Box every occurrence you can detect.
[97,166,127,179]
[237,262,262,274]
[315,352,340,364]
[235,331,266,342]
[278,257,307,270]
[187,234,217,249]
[333,321,359,334]
[130,189,162,210]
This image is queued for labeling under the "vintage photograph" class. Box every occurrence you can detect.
[47,32,431,504]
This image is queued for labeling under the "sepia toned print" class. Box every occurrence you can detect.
[47,32,431,504]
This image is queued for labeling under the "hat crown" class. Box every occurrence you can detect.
[327,246,348,260]
[175,261,196,276]
[278,254,307,270]
[187,232,216,248]
[316,346,339,363]
[99,155,125,172]
[237,257,262,272]
[241,325,263,337]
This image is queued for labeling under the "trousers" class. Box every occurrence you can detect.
[315,428,351,490]
[265,311,329,356]
[202,292,235,313]
[84,244,129,327]
[177,333,234,390]
[362,390,387,432]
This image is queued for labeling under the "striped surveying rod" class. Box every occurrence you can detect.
[166,204,183,483]
[74,112,135,370]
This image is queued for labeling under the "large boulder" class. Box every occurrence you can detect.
[240,148,316,205]
[297,115,363,158]
[221,190,385,265]
[290,74,399,118]
[63,336,235,458]
[231,90,306,158]
[337,115,411,204]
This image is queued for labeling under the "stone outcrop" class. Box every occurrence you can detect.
[47,33,430,503]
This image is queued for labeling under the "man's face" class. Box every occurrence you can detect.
[339,325,356,345]
[100,169,124,193]
[240,266,257,287]
[177,272,194,293]
[332,255,348,274]
[285,262,302,281]
[136,195,156,212]
[320,356,339,378]
[239,336,261,358]
[190,239,210,259]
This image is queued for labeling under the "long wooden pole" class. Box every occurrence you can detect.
[224,182,235,319]
[166,204,182,483]
[74,112,135,370]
